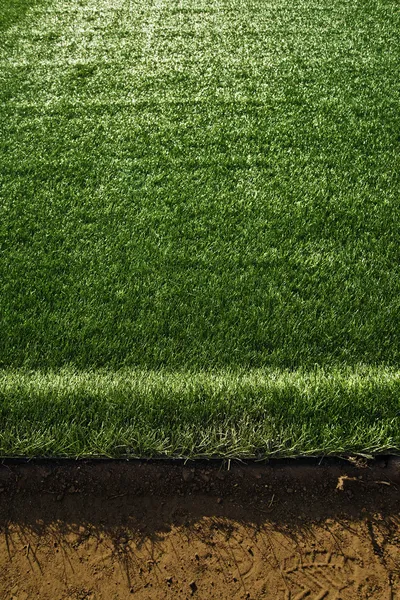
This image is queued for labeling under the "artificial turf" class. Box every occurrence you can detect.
[0,0,399,457]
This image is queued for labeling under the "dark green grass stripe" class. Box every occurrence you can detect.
[0,367,399,458]
[0,0,47,32]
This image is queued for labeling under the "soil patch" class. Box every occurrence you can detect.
[0,458,399,599]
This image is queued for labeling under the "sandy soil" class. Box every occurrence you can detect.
[0,457,399,600]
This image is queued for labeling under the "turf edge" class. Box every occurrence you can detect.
[0,366,399,459]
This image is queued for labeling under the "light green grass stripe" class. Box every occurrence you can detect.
[0,366,399,458]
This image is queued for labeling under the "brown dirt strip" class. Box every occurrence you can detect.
[0,458,399,599]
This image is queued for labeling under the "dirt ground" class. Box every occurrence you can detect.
[0,458,399,600]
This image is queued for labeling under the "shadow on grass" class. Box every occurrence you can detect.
[0,0,47,31]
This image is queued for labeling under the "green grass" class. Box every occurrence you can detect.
[0,367,399,458]
[0,0,399,457]
[0,0,45,31]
